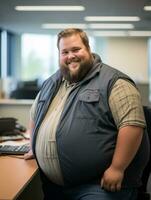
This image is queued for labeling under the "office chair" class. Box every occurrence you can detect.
[137,106,151,200]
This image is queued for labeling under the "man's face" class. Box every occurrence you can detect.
[59,34,93,83]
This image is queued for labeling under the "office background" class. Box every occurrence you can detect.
[0,1,151,199]
[0,0,150,121]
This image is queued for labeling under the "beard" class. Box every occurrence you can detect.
[60,55,93,83]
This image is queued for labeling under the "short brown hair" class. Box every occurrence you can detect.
[57,28,90,50]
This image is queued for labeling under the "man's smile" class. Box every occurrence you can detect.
[68,61,79,69]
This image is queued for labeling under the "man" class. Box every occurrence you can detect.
[24,28,149,200]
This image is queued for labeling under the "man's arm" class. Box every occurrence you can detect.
[101,125,143,191]
[24,119,35,160]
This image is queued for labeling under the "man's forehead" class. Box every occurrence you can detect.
[59,35,83,48]
[60,34,81,42]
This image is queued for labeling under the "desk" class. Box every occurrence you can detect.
[0,156,39,200]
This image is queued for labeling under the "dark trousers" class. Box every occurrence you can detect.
[39,170,138,200]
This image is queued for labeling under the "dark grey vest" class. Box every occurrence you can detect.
[32,57,149,188]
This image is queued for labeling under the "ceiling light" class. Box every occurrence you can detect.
[144,5,151,11]
[42,23,87,29]
[93,31,127,37]
[92,31,151,37]
[85,16,140,21]
[144,1,151,11]
[15,6,85,11]
[128,31,151,36]
[88,23,134,29]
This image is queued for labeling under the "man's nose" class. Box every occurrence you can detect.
[68,51,75,59]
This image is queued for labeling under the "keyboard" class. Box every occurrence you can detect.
[0,144,30,155]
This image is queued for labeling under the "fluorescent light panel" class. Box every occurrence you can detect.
[88,23,134,29]
[15,5,85,11]
[42,23,134,30]
[128,31,151,36]
[42,23,87,29]
[92,31,151,37]
[85,16,140,21]
[144,6,151,11]
[93,31,127,37]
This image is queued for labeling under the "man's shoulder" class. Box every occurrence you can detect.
[100,63,134,84]
[42,70,62,86]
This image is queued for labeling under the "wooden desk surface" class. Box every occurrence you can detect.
[0,156,38,200]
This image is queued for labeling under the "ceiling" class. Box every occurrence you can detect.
[0,0,151,35]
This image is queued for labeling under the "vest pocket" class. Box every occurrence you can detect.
[76,89,100,119]
[79,89,100,102]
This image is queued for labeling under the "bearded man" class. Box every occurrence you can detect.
[24,28,149,200]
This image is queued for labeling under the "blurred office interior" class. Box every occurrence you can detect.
[0,1,151,199]
[0,0,151,125]
[0,0,151,105]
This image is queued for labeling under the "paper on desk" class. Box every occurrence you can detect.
[0,132,30,146]
[0,135,24,142]
[0,140,30,146]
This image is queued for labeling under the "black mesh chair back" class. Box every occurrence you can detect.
[137,106,151,200]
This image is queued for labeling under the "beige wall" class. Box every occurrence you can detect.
[105,37,149,83]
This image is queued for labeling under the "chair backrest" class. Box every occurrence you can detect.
[144,106,151,138]
[137,106,151,200]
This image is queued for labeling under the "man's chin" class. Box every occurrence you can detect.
[69,67,79,75]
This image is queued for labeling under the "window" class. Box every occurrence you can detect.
[0,29,1,77]
[21,33,98,82]
[149,39,151,102]
[21,34,58,82]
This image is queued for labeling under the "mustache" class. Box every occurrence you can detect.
[66,58,80,64]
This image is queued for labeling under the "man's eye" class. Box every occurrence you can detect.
[72,48,80,52]
[62,51,68,55]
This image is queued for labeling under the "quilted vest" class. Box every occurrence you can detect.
[32,54,149,187]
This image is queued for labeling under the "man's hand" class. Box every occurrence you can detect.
[101,166,124,192]
[24,149,34,160]
[100,126,143,192]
